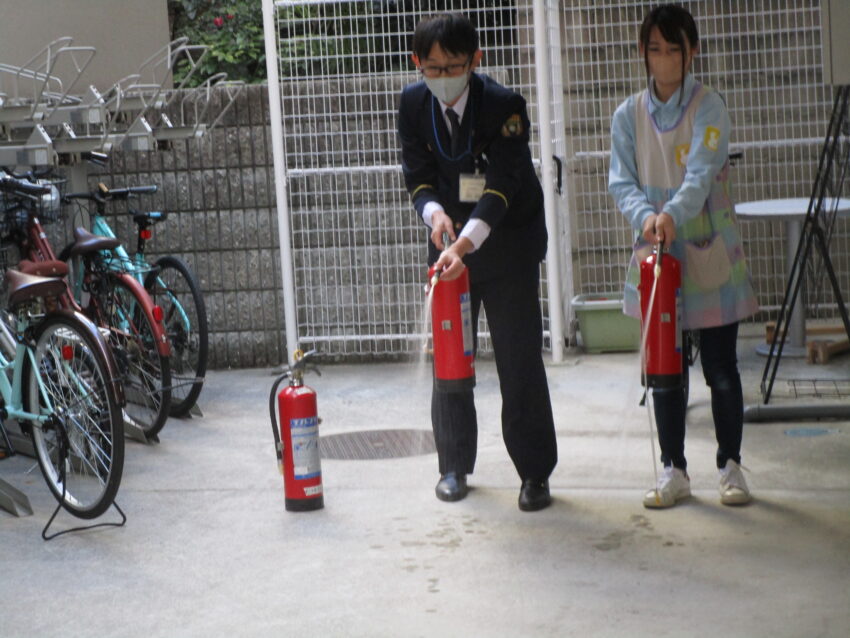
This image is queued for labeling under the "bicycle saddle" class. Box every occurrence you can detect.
[68,227,121,257]
[5,270,66,308]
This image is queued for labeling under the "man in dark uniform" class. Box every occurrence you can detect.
[397,13,557,511]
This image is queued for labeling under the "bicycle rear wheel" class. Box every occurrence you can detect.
[103,276,171,438]
[144,256,208,417]
[27,314,124,519]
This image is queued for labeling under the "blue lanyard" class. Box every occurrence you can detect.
[430,94,474,162]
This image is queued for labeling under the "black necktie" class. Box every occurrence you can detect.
[446,107,461,157]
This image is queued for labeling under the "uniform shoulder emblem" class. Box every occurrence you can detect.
[501,113,524,137]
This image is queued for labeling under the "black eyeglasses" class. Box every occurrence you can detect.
[419,57,472,79]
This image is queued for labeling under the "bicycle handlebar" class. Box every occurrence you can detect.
[0,174,52,197]
[64,184,158,204]
[104,185,158,199]
[2,166,55,180]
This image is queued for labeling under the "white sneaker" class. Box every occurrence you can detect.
[643,466,691,509]
[719,460,751,506]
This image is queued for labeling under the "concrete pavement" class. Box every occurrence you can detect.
[1,332,849,637]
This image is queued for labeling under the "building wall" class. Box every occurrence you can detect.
[0,0,170,92]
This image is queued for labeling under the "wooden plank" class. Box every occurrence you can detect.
[766,322,848,343]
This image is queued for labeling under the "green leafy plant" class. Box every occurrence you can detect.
[169,0,266,86]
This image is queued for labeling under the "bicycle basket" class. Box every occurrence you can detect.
[0,177,65,233]
[35,178,66,224]
[0,200,29,236]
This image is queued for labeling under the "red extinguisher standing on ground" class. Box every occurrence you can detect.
[428,262,475,392]
[269,349,324,511]
[639,244,683,388]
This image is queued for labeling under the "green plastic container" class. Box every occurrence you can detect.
[572,293,640,353]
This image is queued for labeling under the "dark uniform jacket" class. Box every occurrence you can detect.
[398,72,548,283]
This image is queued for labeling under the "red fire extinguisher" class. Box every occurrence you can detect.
[639,244,683,388]
[269,349,324,511]
[428,264,475,392]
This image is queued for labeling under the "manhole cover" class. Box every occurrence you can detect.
[319,429,436,460]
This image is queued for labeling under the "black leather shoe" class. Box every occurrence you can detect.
[435,472,468,502]
[518,479,551,512]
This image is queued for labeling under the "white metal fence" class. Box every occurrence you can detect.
[266,0,546,361]
[256,0,847,363]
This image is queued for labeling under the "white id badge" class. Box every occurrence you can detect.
[458,173,486,203]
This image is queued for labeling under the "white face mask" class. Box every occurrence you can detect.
[424,72,470,105]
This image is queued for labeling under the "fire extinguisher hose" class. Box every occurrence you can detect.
[640,243,664,506]
[269,371,290,474]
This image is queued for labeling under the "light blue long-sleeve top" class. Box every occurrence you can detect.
[608,73,731,232]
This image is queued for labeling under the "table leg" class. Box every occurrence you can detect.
[757,218,807,357]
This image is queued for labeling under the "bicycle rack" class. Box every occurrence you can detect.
[105,39,204,152]
[0,35,229,459]
[0,124,56,168]
[0,36,234,167]
[0,37,95,127]
[0,477,32,517]
[153,73,245,144]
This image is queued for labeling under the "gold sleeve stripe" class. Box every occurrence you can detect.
[483,189,508,207]
[411,184,434,198]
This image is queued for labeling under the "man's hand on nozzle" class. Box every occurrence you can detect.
[430,209,456,250]
[433,238,473,281]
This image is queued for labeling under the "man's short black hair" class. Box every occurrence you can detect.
[412,13,479,60]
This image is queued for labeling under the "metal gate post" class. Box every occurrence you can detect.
[533,0,565,361]
[545,0,575,347]
[262,0,300,366]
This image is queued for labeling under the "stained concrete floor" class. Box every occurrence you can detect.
[1,332,849,637]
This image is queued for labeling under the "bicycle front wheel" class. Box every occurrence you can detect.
[27,314,125,519]
[144,256,208,417]
[104,276,171,438]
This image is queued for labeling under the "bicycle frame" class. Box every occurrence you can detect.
[4,219,128,406]
[0,318,54,427]
[20,209,172,360]
[80,212,184,357]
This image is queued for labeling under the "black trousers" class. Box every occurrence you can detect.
[652,321,744,471]
[431,263,558,481]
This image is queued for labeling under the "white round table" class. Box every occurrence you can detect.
[736,197,850,357]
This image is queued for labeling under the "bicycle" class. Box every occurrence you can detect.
[0,176,125,532]
[0,168,172,440]
[61,183,207,417]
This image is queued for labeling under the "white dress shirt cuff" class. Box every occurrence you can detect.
[459,218,491,252]
[422,201,444,228]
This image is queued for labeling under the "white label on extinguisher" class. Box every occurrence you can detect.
[290,416,321,479]
[459,291,473,356]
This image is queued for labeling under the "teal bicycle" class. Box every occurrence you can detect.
[61,184,208,417]
[0,175,125,524]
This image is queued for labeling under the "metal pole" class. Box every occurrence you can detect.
[532,0,564,362]
[545,0,576,346]
[262,0,299,365]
